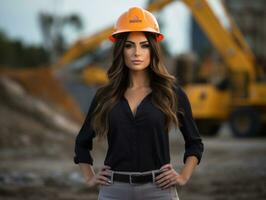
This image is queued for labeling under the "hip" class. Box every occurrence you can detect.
[98,169,179,200]
[98,181,179,200]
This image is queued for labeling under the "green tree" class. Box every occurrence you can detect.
[0,30,49,68]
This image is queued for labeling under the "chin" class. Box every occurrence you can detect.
[128,65,149,71]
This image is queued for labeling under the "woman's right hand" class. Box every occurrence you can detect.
[86,165,112,187]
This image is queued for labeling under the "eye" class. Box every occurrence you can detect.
[141,44,150,48]
[124,43,133,48]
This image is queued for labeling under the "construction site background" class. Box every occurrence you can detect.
[0,0,266,199]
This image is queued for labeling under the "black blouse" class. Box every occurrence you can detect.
[74,85,204,172]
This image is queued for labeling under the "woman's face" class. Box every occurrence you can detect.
[123,32,151,71]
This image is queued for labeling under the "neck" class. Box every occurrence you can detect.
[128,69,150,88]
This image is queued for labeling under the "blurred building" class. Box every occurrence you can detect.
[225,0,266,67]
[191,0,266,67]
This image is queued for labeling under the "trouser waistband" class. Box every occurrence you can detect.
[106,169,163,184]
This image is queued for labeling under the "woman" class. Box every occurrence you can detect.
[74,7,204,200]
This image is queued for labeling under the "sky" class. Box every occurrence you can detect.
[0,0,226,56]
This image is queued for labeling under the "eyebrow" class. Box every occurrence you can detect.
[125,40,149,44]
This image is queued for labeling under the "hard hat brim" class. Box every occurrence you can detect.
[109,30,164,43]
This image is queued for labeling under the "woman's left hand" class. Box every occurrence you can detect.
[155,163,188,189]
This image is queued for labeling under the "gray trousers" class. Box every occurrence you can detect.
[98,169,180,200]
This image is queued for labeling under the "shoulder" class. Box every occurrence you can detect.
[91,87,104,104]
[88,88,101,112]
[173,84,191,112]
[173,84,189,102]
[90,86,108,109]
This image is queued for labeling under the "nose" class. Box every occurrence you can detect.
[134,45,141,57]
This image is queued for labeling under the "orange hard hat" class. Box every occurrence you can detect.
[109,7,164,43]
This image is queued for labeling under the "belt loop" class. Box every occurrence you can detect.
[110,171,114,184]
[152,171,155,183]
[129,174,132,184]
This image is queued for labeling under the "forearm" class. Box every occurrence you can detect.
[180,155,198,181]
[79,163,95,182]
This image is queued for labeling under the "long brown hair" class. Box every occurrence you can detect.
[91,32,179,138]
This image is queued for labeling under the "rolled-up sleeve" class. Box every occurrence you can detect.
[176,86,204,165]
[74,94,97,165]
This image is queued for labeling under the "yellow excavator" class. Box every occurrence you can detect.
[182,0,266,137]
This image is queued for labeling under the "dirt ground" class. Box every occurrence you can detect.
[1,133,266,200]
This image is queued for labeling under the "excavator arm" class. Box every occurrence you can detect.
[182,0,256,81]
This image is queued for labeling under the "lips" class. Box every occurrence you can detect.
[132,60,143,65]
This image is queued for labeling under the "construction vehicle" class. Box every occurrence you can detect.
[182,0,266,137]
